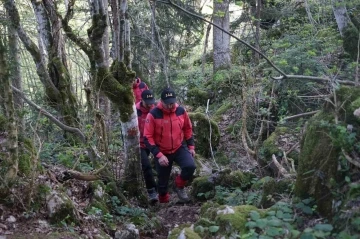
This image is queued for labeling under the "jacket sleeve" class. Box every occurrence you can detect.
[143,113,163,159]
[183,110,195,150]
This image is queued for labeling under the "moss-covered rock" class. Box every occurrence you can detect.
[217,169,255,189]
[200,201,221,220]
[189,112,220,158]
[294,111,339,218]
[331,86,360,126]
[251,176,273,190]
[191,176,215,201]
[216,205,263,236]
[46,191,77,225]
[260,178,293,208]
[168,227,201,239]
[186,88,212,108]
[213,151,230,165]
[87,181,111,215]
[259,127,289,163]
[343,24,360,61]
[212,102,233,122]
[191,170,255,201]
[295,86,360,218]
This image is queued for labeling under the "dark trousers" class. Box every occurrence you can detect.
[141,148,157,190]
[155,145,196,196]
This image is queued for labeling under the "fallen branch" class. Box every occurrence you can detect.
[272,75,359,86]
[272,154,291,178]
[286,142,300,155]
[11,86,86,143]
[281,110,319,121]
[342,149,360,168]
[64,170,100,181]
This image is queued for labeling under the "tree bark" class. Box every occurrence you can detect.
[332,0,350,37]
[88,0,142,195]
[0,33,19,181]
[5,0,80,132]
[8,22,24,136]
[213,0,231,72]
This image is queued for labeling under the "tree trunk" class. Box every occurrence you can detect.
[213,0,231,72]
[0,33,19,181]
[202,22,211,76]
[8,23,24,136]
[149,0,156,86]
[255,0,261,63]
[5,0,80,133]
[332,0,350,36]
[88,0,142,195]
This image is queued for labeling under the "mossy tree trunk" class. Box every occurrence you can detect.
[88,0,142,195]
[0,32,19,181]
[8,22,23,137]
[213,0,231,72]
[4,0,80,134]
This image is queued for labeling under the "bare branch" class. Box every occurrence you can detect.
[272,154,291,178]
[281,110,320,122]
[272,75,359,86]
[163,0,287,76]
[342,149,360,168]
[11,86,86,144]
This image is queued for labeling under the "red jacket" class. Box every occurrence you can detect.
[136,102,154,148]
[144,102,195,158]
[132,78,149,103]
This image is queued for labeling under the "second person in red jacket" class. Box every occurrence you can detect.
[144,88,196,203]
[136,90,158,202]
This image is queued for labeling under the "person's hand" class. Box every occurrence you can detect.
[158,155,169,166]
[189,149,195,157]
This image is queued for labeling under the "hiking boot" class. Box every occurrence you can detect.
[174,187,190,203]
[147,188,158,203]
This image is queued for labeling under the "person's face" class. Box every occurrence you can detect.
[162,100,175,110]
[142,100,154,109]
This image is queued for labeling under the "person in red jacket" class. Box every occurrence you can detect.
[136,90,157,202]
[133,76,149,104]
[144,88,196,203]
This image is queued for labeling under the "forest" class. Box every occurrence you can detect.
[0,0,359,238]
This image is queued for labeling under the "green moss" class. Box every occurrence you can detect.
[194,217,216,228]
[189,112,220,157]
[251,176,273,190]
[225,120,242,134]
[193,106,205,114]
[294,111,340,218]
[200,201,221,220]
[0,114,6,132]
[50,200,77,225]
[191,176,215,200]
[168,227,201,239]
[343,24,360,61]
[214,151,230,165]
[212,102,233,122]
[260,178,292,208]
[218,170,255,189]
[186,88,211,108]
[259,127,290,164]
[216,205,261,235]
[18,137,37,175]
[331,86,360,125]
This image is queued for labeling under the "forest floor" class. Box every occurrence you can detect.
[0,107,298,239]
